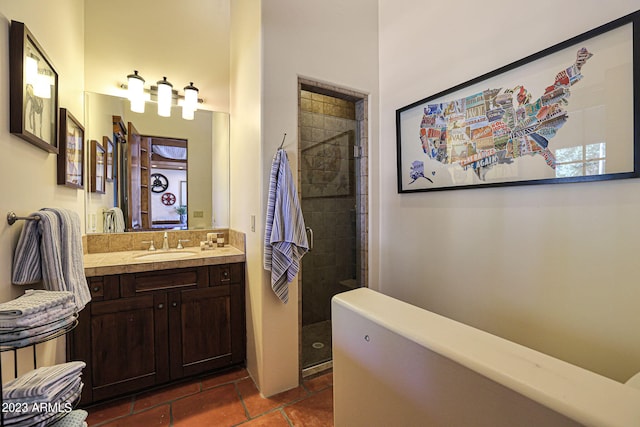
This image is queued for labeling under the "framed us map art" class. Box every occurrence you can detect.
[396,11,639,193]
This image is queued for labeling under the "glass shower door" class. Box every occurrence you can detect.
[299,89,360,371]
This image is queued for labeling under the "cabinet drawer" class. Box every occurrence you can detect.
[121,267,207,297]
[87,275,120,301]
[209,263,243,286]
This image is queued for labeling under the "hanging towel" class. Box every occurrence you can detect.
[104,207,125,233]
[12,209,91,311]
[264,149,308,303]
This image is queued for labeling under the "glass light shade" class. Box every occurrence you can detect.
[127,70,145,103]
[182,105,195,120]
[130,97,145,113]
[157,77,173,117]
[25,55,38,85]
[183,82,199,111]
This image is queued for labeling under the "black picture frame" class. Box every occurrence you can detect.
[9,21,59,153]
[396,11,639,193]
[91,140,106,194]
[58,108,84,189]
[104,136,114,182]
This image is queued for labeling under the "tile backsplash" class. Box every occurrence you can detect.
[84,229,245,254]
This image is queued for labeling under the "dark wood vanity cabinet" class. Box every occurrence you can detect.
[68,263,245,405]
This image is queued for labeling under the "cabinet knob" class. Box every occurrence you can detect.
[172,302,178,307]
[157,303,164,309]
[93,286,100,292]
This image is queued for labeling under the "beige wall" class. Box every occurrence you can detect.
[0,0,85,378]
[230,0,264,394]
[230,0,380,396]
[84,0,230,113]
[378,0,640,382]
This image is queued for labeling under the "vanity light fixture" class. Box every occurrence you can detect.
[121,73,204,119]
[182,82,198,120]
[157,77,173,117]
[127,70,145,113]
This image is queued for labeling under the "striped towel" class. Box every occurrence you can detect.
[12,209,91,311]
[2,361,85,402]
[0,315,76,347]
[4,378,83,426]
[104,207,125,233]
[264,149,308,303]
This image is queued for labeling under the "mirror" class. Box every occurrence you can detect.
[84,92,229,233]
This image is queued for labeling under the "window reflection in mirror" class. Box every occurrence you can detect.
[84,92,229,233]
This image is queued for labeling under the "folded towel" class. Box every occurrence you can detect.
[0,301,76,330]
[0,290,74,319]
[0,315,76,346]
[12,209,91,311]
[49,410,88,427]
[4,378,83,426]
[264,149,309,303]
[2,361,85,402]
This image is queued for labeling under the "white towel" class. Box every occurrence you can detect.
[12,209,91,311]
[104,207,125,233]
[264,149,308,303]
[0,301,76,329]
[0,290,74,318]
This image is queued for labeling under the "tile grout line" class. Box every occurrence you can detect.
[87,371,333,426]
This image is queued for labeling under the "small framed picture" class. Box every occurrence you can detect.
[9,21,59,153]
[104,136,114,182]
[57,108,84,189]
[91,140,106,194]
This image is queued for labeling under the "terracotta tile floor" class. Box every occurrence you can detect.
[85,368,334,426]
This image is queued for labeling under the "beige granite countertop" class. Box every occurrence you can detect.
[84,245,245,277]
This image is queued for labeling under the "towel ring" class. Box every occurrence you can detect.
[7,211,40,226]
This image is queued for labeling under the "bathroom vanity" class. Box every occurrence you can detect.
[68,240,245,405]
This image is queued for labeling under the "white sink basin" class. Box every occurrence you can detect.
[134,250,199,261]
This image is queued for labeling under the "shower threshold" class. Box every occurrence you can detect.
[302,360,333,379]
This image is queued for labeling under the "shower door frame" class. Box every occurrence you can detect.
[297,77,369,378]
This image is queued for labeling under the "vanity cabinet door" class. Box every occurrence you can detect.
[169,286,232,378]
[88,293,169,402]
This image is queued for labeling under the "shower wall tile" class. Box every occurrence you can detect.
[299,80,368,327]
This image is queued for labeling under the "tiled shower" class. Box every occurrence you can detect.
[299,86,361,370]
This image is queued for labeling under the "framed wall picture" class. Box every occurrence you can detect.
[58,108,84,189]
[104,136,114,182]
[9,20,59,153]
[91,140,106,194]
[396,11,639,192]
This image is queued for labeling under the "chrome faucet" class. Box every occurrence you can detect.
[162,231,169,250]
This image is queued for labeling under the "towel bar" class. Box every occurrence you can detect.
[6,211,41,225]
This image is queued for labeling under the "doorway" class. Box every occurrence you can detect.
[298,79,368,376]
